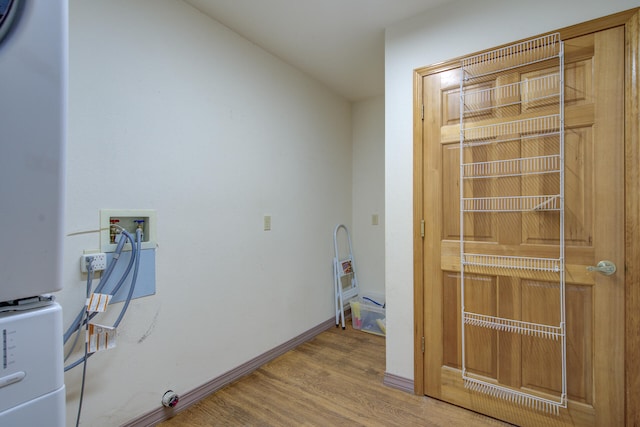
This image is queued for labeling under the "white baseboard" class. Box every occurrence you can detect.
[383,372,415,394]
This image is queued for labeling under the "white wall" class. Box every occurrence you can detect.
[63,1,352,425]
[352,96,385,297]
[384,0,634,381]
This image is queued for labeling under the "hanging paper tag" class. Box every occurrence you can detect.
[87,323,117,354]
[341,260,353,274]
[86,293,112,313]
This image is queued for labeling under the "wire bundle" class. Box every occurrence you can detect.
[64,227,142,427]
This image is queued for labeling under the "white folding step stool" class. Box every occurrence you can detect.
[333,224,359,329]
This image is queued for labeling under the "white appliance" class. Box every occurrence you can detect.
[0,304,65,426]
[0,0,67,426]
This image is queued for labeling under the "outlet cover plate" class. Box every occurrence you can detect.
[80,253,107,273]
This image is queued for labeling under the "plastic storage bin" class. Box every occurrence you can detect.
[350,293,385,336]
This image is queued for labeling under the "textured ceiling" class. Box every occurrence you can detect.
[182,0,452,101]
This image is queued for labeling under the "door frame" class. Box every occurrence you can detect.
[412,8,640,426]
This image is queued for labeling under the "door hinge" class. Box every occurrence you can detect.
[421,336,425,353]
[420,219,425,238]
[421,104,424,120]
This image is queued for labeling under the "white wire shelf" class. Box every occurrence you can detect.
[462,195,560,212]
[463,73,561,115]
[462,254,562,272]
[462,33,561,80]
[463,377,566,415]
[459,32,566,415]
[463,312,563,340]
[463,155,560,179]
[462,115,560,147]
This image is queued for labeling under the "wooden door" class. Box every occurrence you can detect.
[418,27,624,426]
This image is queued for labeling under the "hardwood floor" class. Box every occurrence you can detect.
[159,324,511,426]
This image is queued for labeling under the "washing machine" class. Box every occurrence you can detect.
[0,1,67,426]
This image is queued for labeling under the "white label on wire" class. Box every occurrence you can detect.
[86,293,112,313]
[87,323,117,354]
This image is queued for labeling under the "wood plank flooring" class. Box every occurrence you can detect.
[159,324,511,426]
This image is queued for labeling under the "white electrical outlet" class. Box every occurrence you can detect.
[80,253,107,273]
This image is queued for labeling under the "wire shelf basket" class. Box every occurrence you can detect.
[463,312,564,340]
[462,33,561,80]
[463,377,566,415]
[463,73,561,115]
[462,195,560,212]
[462,253,561,272]
[462,115,561,146]
[463,155,561,179]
